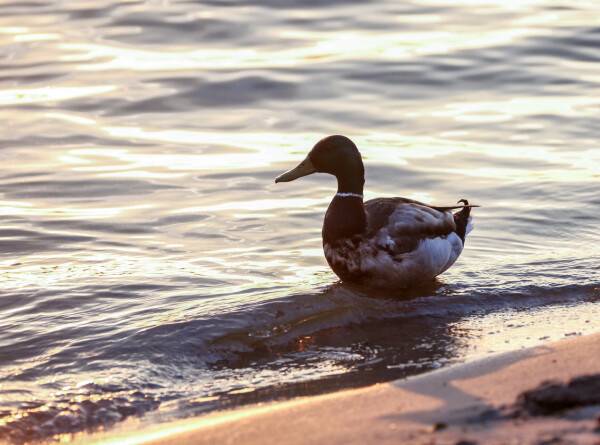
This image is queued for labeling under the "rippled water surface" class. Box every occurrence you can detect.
[1,0,600,442]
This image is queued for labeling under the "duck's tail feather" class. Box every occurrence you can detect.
[453,199,474,244]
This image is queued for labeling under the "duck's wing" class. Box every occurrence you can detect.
[363,197,458,255]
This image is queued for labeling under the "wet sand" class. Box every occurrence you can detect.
[91,331,600,445]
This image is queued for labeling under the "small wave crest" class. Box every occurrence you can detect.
[0,382,159,444]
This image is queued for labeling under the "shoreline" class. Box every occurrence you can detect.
[88,331,600,445]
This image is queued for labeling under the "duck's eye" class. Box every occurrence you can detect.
[300,162,305,167]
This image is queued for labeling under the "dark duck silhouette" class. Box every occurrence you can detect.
[275,135,477,289]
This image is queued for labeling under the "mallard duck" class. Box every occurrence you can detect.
[275,135,476,289]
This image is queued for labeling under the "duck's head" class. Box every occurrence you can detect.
[275,135,364,193]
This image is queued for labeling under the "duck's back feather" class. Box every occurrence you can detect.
[365,198,455,237]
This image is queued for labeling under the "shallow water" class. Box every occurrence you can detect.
[1,0,600,442]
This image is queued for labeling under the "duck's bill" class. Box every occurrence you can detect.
[275,157,316,183]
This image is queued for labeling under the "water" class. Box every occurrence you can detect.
[1,0,599,442]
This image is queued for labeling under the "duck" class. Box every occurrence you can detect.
[275,135,477,289]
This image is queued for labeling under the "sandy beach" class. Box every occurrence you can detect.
[89,331,600,445]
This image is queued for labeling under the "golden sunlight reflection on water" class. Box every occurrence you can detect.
[61,27,536,71]
[453,302,600,358]
[174,198,327,214]
[0,202,152,219]
[424,96,600,122]
[38,113,600,181]
[0,86,116,105]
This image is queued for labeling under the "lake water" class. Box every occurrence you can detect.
[1,0,599,442]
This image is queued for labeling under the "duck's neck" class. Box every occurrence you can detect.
[336,172,364,196]
[323,174,366,245]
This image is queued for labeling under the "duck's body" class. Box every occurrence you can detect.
[323,195,473,288]
[276,135,475,289]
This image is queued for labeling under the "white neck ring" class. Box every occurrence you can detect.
[336,192,363,199]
